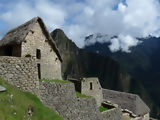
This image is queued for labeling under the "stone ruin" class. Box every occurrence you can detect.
[0,17,151,120]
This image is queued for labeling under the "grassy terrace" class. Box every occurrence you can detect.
[76,91,92,98]
[40,79,92,99]
[99,106,109,112]
[0,78,63,120]
[41,79,93,99]
[40,79,71,83]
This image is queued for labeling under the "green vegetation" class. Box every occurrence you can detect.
[0,78,63,120]
[76,91,92,98]
[40,79,71,83]
[99,106,109,112]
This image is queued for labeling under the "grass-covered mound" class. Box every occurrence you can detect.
[0,78,63,120]
[40,79,71,83]
[99,106,109,112]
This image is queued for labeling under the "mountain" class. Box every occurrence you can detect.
[50,29,154,117]
[84,34,160,118]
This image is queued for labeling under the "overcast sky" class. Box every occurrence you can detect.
[0,0,160,52]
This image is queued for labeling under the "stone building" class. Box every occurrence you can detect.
[0,17,62,80]
[68,77,103,106]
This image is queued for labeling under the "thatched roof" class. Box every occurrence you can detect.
[103,89,150,116]
[0,17,62,62]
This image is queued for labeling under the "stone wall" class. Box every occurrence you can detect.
[122,112,149,120]
[101,108,123,120]
[81,77,103,106]
[21,22,62,80]
[40,82,102,120]
[0,56,39,96]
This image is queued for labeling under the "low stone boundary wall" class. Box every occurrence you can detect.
[0,56,39,96]
[40,82,102,120]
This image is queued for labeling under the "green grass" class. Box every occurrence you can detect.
[0,78,63,120]
[40,79,71,83]
[76,91,92,98]
[99,106,109,112]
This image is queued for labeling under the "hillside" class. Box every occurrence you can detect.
[51,29,129,90]
[84,35,160,118]
[0,78,63,120]
[50,29,153,115]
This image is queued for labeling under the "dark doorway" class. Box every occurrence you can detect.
[37,64,41,79]
[5,46,13,56]
[90,82,93,90]
[36,49,41,59]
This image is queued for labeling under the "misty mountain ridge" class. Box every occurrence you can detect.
[84,33,160,82]
[85,33,117,46]
[84,34,160,118]
[84,33,156,53]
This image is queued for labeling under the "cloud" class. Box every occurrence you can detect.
[123,0,160,37]
[0,0,160,52]
[118,3,126,13]
[35,0,67,29]
[0,0,66,37]
[109,34,141,52]
[66,0,160,51]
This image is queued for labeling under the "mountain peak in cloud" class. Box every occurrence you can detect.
[85,33,142,53]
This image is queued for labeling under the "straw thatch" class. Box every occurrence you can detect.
[103,89,150,116]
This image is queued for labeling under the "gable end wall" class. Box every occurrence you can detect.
[21,22,62,80]
[81,78,103,106]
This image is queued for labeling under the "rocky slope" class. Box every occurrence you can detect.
[50,29,153,115]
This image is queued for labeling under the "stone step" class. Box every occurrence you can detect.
[0,85,6,92]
